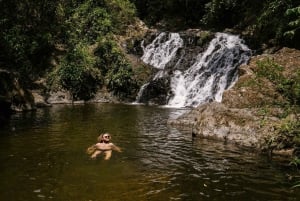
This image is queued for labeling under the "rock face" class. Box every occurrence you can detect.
[168,47,300,153]
[0,70,35,112]
[0,70,52,118]
[137,78,171,105]
[0,69,36,126]
[47,90,73,104]
[169,102,278,150]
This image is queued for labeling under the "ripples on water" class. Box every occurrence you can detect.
[0,103,299,201]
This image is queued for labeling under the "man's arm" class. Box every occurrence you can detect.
[111,144,122,152]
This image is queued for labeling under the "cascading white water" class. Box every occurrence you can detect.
[136,32,251,108]
[135,32,183,102]
[168,33,251,107]
[141,32,183,70]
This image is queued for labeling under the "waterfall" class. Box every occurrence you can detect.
[136,32,251,108]
[135,32,183,103]
[141,32,183,69]
[168,33,251,107]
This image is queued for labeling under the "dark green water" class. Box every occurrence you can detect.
[0,103,299,201]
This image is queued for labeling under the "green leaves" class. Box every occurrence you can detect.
[284,6,300,39]
[256,58,300,106]
[42,0,138,100]
[256,58,284,82]
[105,0,136,31]
[202,0,240,27]
[0,0,65,80]
[285,6,300,16]
[66,0,136,45]
[94,37,138,99]
[54,44,102,100]
[66,2,111,44]
[107,64,136,97]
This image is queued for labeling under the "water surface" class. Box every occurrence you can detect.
[0,103,299,201]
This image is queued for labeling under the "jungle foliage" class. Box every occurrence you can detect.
[50,0,137,100]
[48,43,102,100]
[131,0,300,49]
[0,0,137,100]
[1,0,300,100]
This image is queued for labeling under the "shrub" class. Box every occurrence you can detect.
[94,37,138,99]
[256,58,284,82]
[106,63,137,99]
[50,44,102,100]
[65,0,136,45]
[66,1,112,45]
[256,58,300,106]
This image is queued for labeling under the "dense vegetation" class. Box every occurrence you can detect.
[0,0,138,100]
[1,0,300,101]
[254,58,300,149]
[132,0,300,49]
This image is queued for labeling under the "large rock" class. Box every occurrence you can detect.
[47,90,73,104]
[169,102,279,149]
[169,47,300,154]
[136,77,171,105]
[0,69,35,112]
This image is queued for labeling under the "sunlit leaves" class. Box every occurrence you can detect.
[67,1,112,44]
[284,6,300,39]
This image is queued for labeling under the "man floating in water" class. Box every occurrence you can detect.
[87,133,122,160]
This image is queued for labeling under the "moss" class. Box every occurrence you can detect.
[196,31,214,46]
[235,77,258,88]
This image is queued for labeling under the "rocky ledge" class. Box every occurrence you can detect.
[168,47,300,156]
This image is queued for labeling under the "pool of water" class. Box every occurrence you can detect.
[0,103,299,201]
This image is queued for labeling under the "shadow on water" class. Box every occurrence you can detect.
[0,103,299,201]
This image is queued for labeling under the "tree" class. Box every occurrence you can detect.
[0,0,68,80]
[53,43,102,100]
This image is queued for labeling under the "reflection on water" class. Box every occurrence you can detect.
[0,103,299,201]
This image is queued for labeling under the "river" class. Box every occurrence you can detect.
[0,103,299,200]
